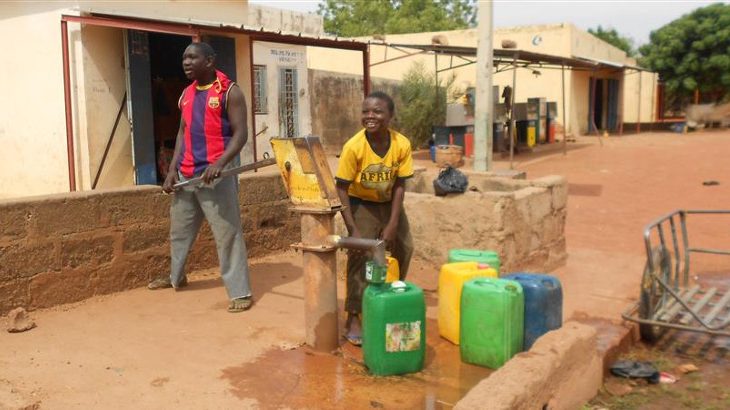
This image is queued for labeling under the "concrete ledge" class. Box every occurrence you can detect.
[455,321,603,410]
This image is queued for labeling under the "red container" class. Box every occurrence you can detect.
[464,133,474,157]
[548,123,556,143]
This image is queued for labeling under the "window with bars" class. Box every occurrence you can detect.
[279,68,299,138]
[253,65,267,114]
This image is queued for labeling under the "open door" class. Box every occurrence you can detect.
[607,79,619,131]
[125,29,158,185]
[203,35,237,81]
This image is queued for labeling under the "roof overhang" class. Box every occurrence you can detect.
[61,12,368,51]
[379,42,650,72]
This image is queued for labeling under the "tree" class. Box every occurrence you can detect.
[317,0,476,37]
[588,25,636,57]
[397,61,455,148]
[639,3,730,102]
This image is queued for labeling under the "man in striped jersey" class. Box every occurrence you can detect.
[148,42,253,313]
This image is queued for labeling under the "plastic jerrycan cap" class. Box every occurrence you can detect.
[391,281,407,292]
[504,282,519,293]
[542,278,556,288]
[477,263,492,270]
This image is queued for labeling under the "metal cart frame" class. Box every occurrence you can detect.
[622,210,730,341]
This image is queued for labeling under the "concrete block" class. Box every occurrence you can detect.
[0,278,30,314]
[0,242,58,282]
[253,200,292,230]
[61,234,116,268]
[32,197,105,236]
[100,191,158,226]
[123,225,169,253]
[93,251,168,293]
[529,190,553,224]
[0,204,30,241]
[531,175,566,188]
[551,181,568,211]
[455,321,602,410]
[29,269,94,309]
[186,240,218,272]
[239,174,288,206]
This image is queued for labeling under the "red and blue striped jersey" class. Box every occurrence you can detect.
[177,70,235,178]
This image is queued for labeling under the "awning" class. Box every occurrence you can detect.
[377,42,648,72]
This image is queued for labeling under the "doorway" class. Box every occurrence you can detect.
[126,31,238,184]
[588,77,620,133]
[148,32,191,183]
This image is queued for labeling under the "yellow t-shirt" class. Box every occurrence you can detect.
[335,129,414,202]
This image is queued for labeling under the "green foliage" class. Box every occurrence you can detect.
[588,25,636,57]
[639,3,730,101]
[397,61,454,148]
[317,0,476,37]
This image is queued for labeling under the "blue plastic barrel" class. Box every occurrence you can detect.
[502,273,562,349]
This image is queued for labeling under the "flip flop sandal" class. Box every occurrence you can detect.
[345,334,362,346]
[228,297,253,313]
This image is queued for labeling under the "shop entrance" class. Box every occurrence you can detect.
[126,31,236,184]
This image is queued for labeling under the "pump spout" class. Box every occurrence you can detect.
[327,235,386,266]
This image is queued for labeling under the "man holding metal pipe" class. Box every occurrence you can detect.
[335,91,415,345]
[147,42,253,313]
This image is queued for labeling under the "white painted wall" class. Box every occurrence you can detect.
[252,41,312,160]
[248,4,323,35]
[0,5,76,199]
[0,1,250,200]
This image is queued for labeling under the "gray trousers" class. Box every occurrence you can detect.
[345,200,414,313]
[170,174,251,299]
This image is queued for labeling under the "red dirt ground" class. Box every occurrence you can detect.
[2,130,730,409]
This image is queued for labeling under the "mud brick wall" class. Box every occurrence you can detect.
[0,173,299,315]
[403,171,568,274]
[309,69,401,155]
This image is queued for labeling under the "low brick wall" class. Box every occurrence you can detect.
[404,170,567,273]
[0,173,299,315]
[455,321,602,410]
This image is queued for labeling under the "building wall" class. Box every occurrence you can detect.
[623,70,658,124]
[0,6,75,200]
[252,41,312,160]
[569,24,628,63]
[234,34,255,165]
[308,23,658,139]
[308,70,400,154]
[248,4,323,35]
[0,1,250,200]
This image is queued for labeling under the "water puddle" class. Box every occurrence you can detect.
[220,319,491,409]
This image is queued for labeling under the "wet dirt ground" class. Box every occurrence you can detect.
[588,332,730,410]
[2,130,730,409]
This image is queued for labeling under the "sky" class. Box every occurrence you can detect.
[250,0,727,46]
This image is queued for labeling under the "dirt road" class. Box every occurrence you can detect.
[2,130,729,409]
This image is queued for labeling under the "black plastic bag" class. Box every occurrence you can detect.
[433,166,468,196]
[610,360,660,384]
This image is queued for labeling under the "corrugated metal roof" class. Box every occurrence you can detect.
[382,42,650,71]
[84,10,367,50]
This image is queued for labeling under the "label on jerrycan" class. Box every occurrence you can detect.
[365,261,387,284]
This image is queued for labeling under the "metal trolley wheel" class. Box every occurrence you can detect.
[638,246,670,342]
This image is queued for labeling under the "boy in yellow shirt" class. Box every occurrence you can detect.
[335,91,414,346]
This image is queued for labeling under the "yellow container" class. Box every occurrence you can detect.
[438,261,498,345]
[386,256,400,283]
[527,126,536,147]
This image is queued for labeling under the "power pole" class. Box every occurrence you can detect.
[473,0,493,172]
